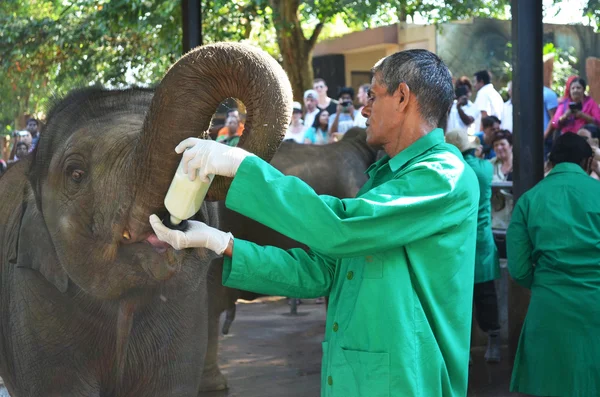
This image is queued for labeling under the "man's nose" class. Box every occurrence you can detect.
[362,106,370,118]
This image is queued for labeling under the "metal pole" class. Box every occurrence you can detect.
[182,0,202,53]
[509,0,543,362]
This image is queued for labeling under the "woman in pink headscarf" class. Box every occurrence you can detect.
[549,76,600,135]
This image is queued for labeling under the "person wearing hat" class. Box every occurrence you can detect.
[284,101,305,143]
[446,129,501,363]
[303,89,320,130]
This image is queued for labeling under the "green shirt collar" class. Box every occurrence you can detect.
[548,162,588,176]
[366,128,445,176]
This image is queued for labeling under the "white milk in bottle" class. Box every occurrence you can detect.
[164,155,214,226]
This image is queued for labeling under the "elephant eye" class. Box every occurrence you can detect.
[71,169,85,183]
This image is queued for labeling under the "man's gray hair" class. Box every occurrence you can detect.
[371,49,454,128]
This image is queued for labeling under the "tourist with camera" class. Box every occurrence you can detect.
[547,76,600,138]
[328,87,359,141]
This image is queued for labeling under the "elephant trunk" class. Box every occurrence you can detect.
[127,43,293,238]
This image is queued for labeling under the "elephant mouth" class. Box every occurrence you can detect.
[145,233,172,253]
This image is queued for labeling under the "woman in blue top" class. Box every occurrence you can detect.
[304,109,330,145]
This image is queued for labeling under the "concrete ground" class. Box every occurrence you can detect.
[200,297,521,397]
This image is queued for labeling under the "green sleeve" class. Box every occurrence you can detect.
[222,239,336,298]
[507,198,534,288]
[226,155,476,259]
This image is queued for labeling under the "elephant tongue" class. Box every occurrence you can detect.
[146,234,172,251]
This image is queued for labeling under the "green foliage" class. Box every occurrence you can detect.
[0,0,182,133]
[543,42,579,96]
[583,0,600,31]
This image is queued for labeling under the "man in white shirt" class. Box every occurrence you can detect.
[446,76,480,136]
[303,89,319,131]
[313,78,338,114]
[473,70,504,129]
[502,81,513,132]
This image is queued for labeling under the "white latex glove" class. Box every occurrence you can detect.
[149,214,233,254]
[175,138,254,182]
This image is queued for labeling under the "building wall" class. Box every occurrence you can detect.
[344,48,390,93]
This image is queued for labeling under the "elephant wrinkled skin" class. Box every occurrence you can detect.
[0,42,292,397]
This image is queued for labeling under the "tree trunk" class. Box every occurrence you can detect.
[399,1,408,22]
[270,0,323,102]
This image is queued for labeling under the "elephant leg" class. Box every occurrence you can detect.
[199,307,227,392]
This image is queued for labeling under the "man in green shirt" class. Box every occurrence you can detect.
[150,49,480,396]
[507,133,600,396]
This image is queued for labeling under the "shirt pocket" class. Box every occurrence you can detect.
[342,348,390,397]
[362,254,383,279]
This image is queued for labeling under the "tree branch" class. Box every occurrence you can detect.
[307,21,324,50]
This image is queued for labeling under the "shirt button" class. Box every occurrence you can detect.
[365,255,373,263]
[328,376,333,385]
[346,271,354,280]
[333,322,339,332]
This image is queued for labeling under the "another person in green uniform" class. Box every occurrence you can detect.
[150,49,480,396]
[507,133,600,397]
[445,129,501,364]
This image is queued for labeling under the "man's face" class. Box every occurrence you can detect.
[313,81,327,97]
[16,144,29,158]
[474,77,483,91]
[362,77,403,147]
[357,87,368,105]
[339,93,352,104]
[484,122,500,138]
[26,121,38,134]
[304,95,317,111]
[225,116,239,134]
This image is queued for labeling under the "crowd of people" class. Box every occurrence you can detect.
[0,118,40,173]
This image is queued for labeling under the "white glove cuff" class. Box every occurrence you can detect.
[210,231,233,255]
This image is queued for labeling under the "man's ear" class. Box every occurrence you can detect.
[396,82,411,111]
[584,157,594,175]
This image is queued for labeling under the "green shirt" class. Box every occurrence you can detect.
[507,162,600,396]
[223,129,479,397]
[463,151,499,283]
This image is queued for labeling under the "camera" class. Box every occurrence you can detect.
[569,102,582,112]
[341,100,352,113]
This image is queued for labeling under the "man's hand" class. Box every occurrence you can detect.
[149,214,233,254]
[175,138,254,182]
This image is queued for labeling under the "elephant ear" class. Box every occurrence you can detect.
[14,196,69,293]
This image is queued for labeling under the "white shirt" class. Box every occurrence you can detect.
[303,108,320,132]
[353,106,367,128]
[284,125,306,143]
[474,83,505,121]
[446,100,480,136]
[502,99,513,132]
